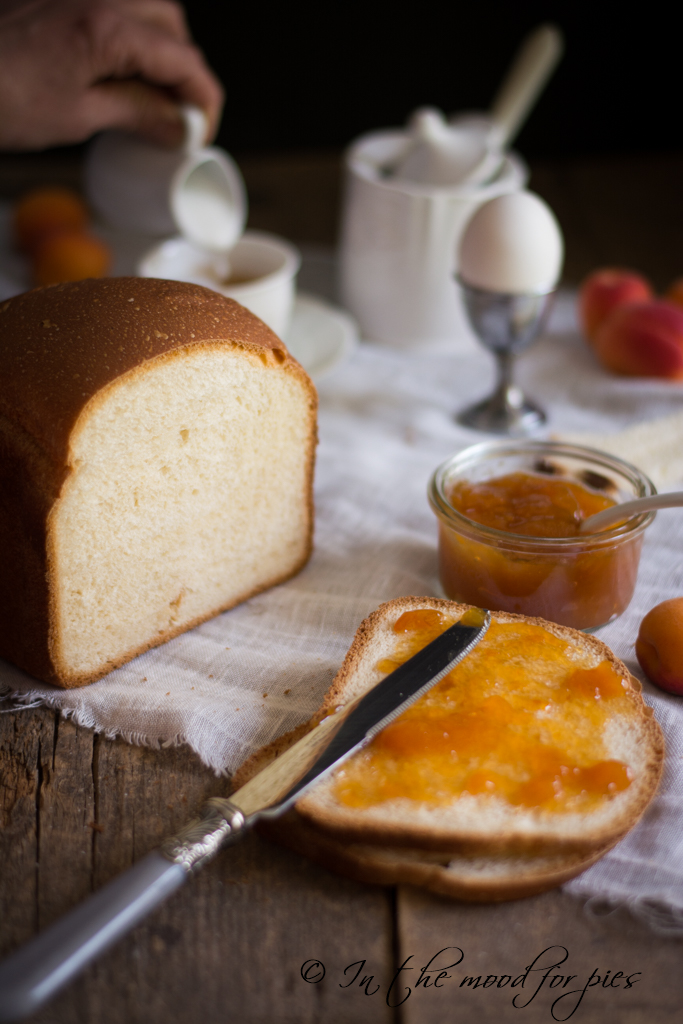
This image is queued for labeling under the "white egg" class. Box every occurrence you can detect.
[459,190,564,293]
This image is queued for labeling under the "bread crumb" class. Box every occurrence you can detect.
[208,674,213,678]
[87,821,104,833]
[284,689,291,695]
[263,692,268,698]
[166,691,171,696]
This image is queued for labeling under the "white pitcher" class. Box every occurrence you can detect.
[84,107,247,253]
[339,128,527,349]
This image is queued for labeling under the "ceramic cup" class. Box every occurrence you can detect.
[85,107,247,252]
[138,230,301,339]
[339,130,528,348]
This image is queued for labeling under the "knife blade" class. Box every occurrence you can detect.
[232,606,490,819]
[0,608,489,1022]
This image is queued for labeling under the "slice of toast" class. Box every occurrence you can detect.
[255,810,616,902]
[234,599,664,867]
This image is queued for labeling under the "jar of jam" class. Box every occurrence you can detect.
[428,441,656,630]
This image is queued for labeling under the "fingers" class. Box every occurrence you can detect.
[89,11,224,141]
[80,79,187,146]
[113,0,191,43]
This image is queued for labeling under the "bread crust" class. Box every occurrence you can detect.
[0,278,317,687]
[232,709,620,902]
[0,278,300,465]
[256,810,616,902]
[233,598,664,863]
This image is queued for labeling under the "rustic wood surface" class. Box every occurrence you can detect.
[2,148,683,1023]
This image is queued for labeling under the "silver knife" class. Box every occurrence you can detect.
[0,608,489,1022]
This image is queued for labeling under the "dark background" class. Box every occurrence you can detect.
[185,1,677,159]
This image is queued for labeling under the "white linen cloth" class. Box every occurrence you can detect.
[3,288,683,924]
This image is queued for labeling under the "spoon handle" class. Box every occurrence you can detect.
[580,491,683,533]
[490,24,564,147]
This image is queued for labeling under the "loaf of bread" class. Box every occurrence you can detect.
[233,598,664,899]
[0,278,317,687]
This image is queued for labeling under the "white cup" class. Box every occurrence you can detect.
[339,130,528,348]
[85,107,247,252]
[138,230,301,339]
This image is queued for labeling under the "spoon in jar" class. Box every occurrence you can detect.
[580,492,683,534]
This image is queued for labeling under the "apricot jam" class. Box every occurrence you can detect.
[334,609,633,813]
[429,448,655,630]
[448,471,616,538]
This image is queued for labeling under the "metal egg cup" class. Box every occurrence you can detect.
[456,278,555,436]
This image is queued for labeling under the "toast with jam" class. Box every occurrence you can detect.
[233,598,664,899]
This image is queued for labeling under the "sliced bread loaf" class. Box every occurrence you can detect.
[0,278,317,687]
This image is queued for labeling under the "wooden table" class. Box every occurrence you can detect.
[2,148,683,1023]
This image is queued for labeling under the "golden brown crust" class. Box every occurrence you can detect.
[233,598,664,860]
[0,278,296,466]
[0,278,317,687]
[256,810,617,902]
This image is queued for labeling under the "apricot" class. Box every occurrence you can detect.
[13,187,89,253]
[32,230,111,287]
[665,277,683,310]
[579,268,653,345]
[636,598,683,695]
[594,301,683,378]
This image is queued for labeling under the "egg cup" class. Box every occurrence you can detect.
[456,279,555,436]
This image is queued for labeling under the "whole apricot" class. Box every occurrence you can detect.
[665,277,683,310]
[32,230,111,287]
[636,598,683,695]
[13,187,89,253]
[594,301,683,378]
[579,268,653,345]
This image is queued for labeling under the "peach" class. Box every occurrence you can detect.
[13,187,89,253]
[32,230,111,287]
[636,598,683,695]
[579,269,653,345]
[594,301,683,378]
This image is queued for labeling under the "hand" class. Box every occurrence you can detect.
[0,0,224,150]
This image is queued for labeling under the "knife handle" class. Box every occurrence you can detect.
[0,798,247,1022]
[0,852,186,1022]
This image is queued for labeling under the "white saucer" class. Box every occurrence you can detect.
[286,292,358,379]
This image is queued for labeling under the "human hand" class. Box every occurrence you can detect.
[0,0,224,150]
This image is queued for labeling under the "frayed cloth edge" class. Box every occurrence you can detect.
[0,686,229,776]
[567,889,683,938]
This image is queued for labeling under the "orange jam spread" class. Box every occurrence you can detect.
[334,609,633,813]
[438,472,643,630]
[447,471,617,537]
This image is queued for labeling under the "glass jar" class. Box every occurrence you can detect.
[428,440,656,631]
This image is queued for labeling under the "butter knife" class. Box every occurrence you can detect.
[0,608,489,1022]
